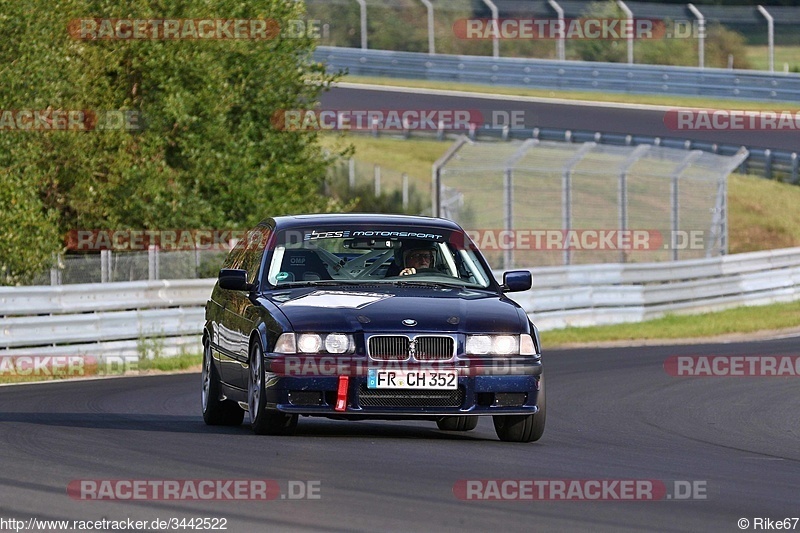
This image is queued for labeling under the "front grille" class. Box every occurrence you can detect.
[414,336,454,361]
[368,335,455,361]
[357,384,465,408]
[368,336,410,360]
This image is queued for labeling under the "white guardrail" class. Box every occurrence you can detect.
[2,247,800,356]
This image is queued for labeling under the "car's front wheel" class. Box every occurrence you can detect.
[493,377,546,442]
[436,416,479,431]
[248,341,298,436]
[201,338,244,426]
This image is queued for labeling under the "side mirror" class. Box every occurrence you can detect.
[502,270,532,293]
[218,269,255,291]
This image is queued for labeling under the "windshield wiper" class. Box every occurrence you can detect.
[391,279,467,289]
[273,280,362,289]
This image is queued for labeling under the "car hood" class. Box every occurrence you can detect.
[266,286,526,333]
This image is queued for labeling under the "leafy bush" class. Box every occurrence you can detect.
[0,0,347,284]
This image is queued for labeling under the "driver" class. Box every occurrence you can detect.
[399,245,436,276]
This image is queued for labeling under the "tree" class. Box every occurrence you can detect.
[0,0,345,283]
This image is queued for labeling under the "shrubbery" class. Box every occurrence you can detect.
[0,0,348,284]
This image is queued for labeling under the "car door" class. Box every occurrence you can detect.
[224,226,270,391]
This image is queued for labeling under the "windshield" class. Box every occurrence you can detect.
[265,226,493,289]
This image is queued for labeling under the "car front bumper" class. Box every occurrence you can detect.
[262,355,542,417]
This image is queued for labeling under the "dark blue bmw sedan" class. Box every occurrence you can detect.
[202,214,544,442]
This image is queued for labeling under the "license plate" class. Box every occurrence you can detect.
[367,369,457,390]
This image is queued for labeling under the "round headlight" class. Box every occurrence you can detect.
[324,333,350,354]
[467,335,492,355]
[492,335,518,355]
[297,334,322,353]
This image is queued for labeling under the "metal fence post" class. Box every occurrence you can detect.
[617,0,634,64]
[148,245,160,280]
[50,254,62,286]
[687,4,705,69]
[561,142,596,265]
[670,151,703,261]
[547,0,565,61]
[349,157,356,190]
[757,5,774,73]
[402,173,409,210]
[101,249,110,283]
[420,0,435,55]
[481,0,499,58]
[374,165,381,197]
[502,139,538,269]
[356,0,367,50]
[618,144,650,263]
[432,136,471,218]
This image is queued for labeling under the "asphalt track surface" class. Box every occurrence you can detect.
[319,85,800,151]
[1,337,798,532]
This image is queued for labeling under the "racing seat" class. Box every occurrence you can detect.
[280,250,332,282]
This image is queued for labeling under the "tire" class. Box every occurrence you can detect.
[436,416,479,431]
[201,338,244,426]
[248,341,298,436]
[493,376,546,443]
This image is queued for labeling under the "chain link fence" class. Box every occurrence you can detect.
[31,248,228,286]
[434,137,748,269]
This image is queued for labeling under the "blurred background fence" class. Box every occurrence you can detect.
[305,0,800,72]
[434,137,748,268]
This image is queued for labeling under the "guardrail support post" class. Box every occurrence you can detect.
[764,149,772,180]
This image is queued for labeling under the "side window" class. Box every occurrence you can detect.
[222,240,247,270]
[241,226,271,284]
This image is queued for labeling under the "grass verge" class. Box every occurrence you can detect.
[541,300,800,347]
[0,352,202,385]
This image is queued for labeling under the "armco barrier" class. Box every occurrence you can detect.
[2,247,800,356]
[0,279,214,358]
[313,46,800,101]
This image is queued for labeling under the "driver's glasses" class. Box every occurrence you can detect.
[408,252,433,262]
